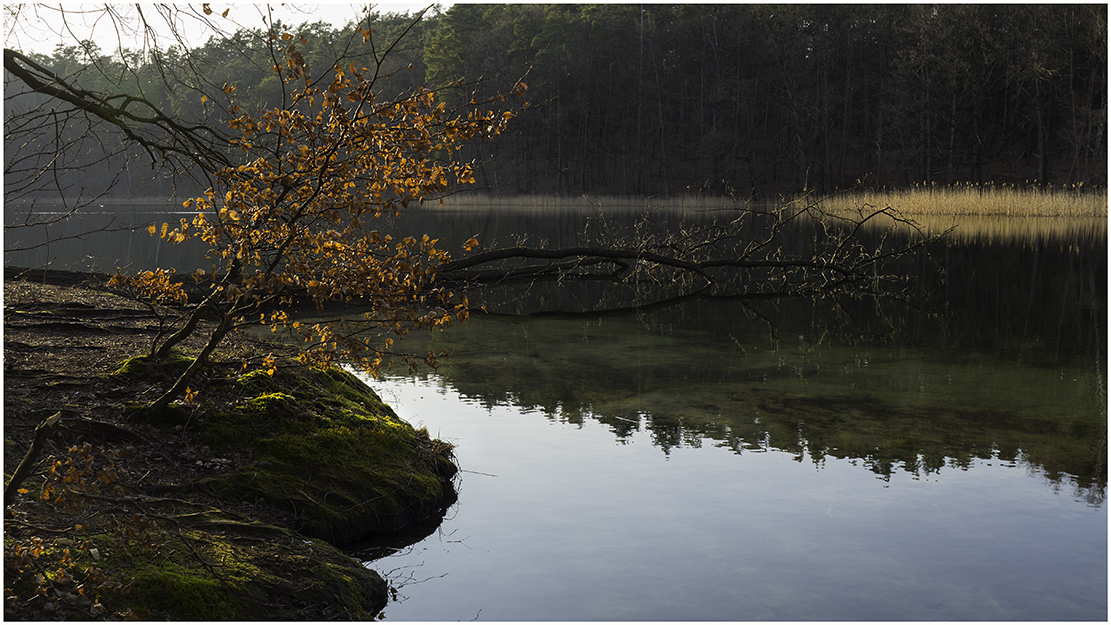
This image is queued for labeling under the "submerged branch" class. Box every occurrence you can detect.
[435,201,949,316]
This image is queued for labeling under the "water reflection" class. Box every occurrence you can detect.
[352,374,1107,621]
[389,298,1106,506]
[381,207,1103,505]
[9,203,1103,504]
[378,206,1104,505]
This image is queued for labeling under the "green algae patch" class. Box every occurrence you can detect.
[198,366,457,545]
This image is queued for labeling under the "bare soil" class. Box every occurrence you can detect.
[4,269,280,509]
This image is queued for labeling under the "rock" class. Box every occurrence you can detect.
[196,367,458,545]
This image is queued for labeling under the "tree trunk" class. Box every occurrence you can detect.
[155,258,241,358]
[1035,79,1048,185]
[143,311,237,415]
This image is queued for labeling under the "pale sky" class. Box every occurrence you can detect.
[4,3,452,56]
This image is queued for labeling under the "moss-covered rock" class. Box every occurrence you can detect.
[113,352,193,379]
[105,356,457,613]
[197,366,458,545]
[90,509,388,620]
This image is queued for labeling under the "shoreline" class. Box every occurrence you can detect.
[3,272,455,619]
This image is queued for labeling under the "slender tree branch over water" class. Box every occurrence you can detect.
[437,197,950,316]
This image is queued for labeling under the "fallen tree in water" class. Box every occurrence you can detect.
[436,194,951,315]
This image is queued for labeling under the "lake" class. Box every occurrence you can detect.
[5,198,1107,620]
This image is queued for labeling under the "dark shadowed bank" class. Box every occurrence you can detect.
[3,267,457,619]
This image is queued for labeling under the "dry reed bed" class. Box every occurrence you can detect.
[818,184,1107,218]
[815,185,1106,242]
[429,188,1106,243]
[433,186,1106,218]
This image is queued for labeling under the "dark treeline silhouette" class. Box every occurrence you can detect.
[5,4,1106,200]
[440,4,1107,197]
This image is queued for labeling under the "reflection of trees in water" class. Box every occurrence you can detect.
[435,201,947,321]
[396,235,1106,505]
[577,386,1105,507]
[438,360,1105,506]
[386,205,1104,366]
[371,209,1107,503]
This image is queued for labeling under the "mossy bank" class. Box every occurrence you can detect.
[125,358,458,545]
[4,276,457,619]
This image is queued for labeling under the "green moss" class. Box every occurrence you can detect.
[93,523,386,620]
[236,368,280,393]
[202,390,325,450]
[196,365,457,545]
[115,559,245,620]
[246,391,299,416]
[113,352,193,379]
[318,367,399,419]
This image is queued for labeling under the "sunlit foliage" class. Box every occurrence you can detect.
[125,25,523,406]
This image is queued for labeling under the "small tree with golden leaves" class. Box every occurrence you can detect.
[114,27,523,413]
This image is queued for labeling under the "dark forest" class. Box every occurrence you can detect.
[5,4,1106,200]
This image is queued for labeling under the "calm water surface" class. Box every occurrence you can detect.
[349,305,1105,620]
[345,206,1104,620]
[5,199,1106,620]
[354,376,1104,620]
